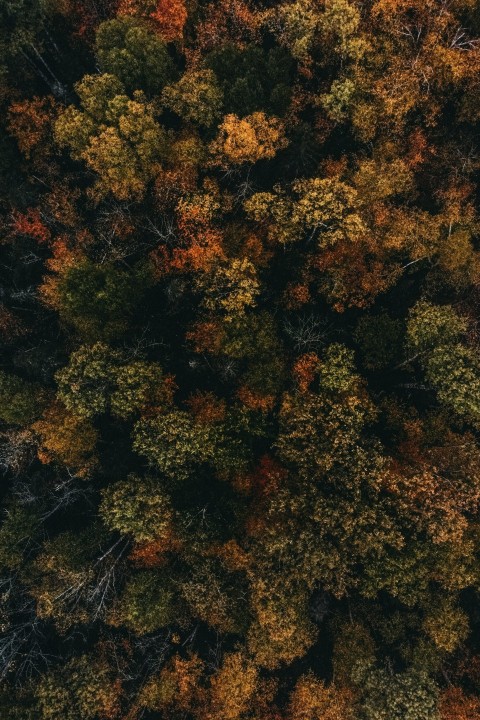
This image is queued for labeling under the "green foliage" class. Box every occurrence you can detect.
[356,666,439,720]
[425,343,480,428]
[36,655,119,720]
[406,301,467,356]
[132,409,216,478]
[0,370,45,425]
[100,475,173,542]
[321,77,356,122]
[56,343,165,419]
[0,503,40,569]
[245,176,364,247]
[56,342,123,417]
[110,360,164,418]
[206,44,294,116]
[56,259,146,341]
[113,570,176,634]
[95,16,175,95]
[355,314,403,370]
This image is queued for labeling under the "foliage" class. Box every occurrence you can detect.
[3,0,480,716]
[95,16,175,95]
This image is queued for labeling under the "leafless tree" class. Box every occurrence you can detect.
[0,577,53,684]
[283,313,332,351]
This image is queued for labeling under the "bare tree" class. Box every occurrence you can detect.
[283,313,332,351]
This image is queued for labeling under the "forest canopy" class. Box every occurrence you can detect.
[2,0,480,718]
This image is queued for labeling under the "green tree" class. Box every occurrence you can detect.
[132,409,216,479]
[110,570,177,634]
[56,343,167,419]
[0,370,46,425]
[55,343,123,418]
[56,259,147,341]
[206,44,293,116]
[100,475,174,543]
[356,665,439,720]
[95,16,175,95]
[36,654,121,720]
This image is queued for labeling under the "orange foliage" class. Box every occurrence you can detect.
[439,687,480,720]
[32,401,98,475]
[186,321,225,354]
[44,184,81,229]
[186,391,227,423]
[284,282,311,309]
[288,673,356,720]
[237,385,275,412]
[150,0,187,41]
[406,128,431,170]
[38,236,84,308]
[235,454,286,497]
[141,654,205,714]
[173,204,225,272]
[118,0,187,41]
[151,199,225,276]
[211,112,288,166]
[241,233,273,268]
[208,539,250,572]
[314,240,401,311]
[11,208,51,244]
[193,0,260,56]
[383,460,480,544]
[206,651,260,720]
[154,166,197,211]
[7,96,56,159]
[128,535,182,567]
[292,352,320,393]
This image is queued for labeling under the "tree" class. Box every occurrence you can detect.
[206,651,259,720]
[210,112,288,166]
[439,687,480,720]
[28,527,127,631]
[288,672,356,720]
[110,360,170,418]
[195,257,260,320]
[355,666,439,720]
[55,343,123,418]
[133,409,215,478]
[56,343,169,419]
[405,302,480,428]
[36,654,121,720]
[406,301,467,357]
[178,556,249,634]
[117,0,188,42]
[55,74,169,200]
[95,16,175,95]
[109,569,177,634]
[162,69,223,127]
[425,344,480,429]
[32,401,98,474]
[100,475,174,543]
[244,177,365,247]
[247,576,318,669]
[54,259,148,341]
[7,95,57,162]
[139,653,205,714]
[0,370,46,426]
